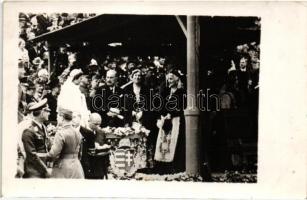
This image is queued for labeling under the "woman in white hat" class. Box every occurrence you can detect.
[57,69,90,128]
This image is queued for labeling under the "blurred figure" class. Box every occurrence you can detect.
[44,84,61,123]
[33,78,46,102]
[18,63,27,121]
[18,38,29,69]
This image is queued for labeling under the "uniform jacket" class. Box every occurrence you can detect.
[48,124,84,178]
[22,119,49,178]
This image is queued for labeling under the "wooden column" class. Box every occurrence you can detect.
[185,16,201,175]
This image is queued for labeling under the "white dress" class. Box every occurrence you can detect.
[57,77,90,127]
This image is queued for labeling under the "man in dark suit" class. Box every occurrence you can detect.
[79,125,95,179]
[80,113,109,179]
[93,69,126,127]
[21,98,52,178]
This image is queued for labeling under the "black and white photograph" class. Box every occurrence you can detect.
[2,1,307,199]
[16,13,260,182]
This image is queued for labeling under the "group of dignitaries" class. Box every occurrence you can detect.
[17,98,108,179]
[17,64,187,179]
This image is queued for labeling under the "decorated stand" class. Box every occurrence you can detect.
[103,123,150,178]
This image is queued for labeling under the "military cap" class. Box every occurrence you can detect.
[28,98,50,112]
[58,107,73,120]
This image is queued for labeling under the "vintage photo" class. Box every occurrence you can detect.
[16,13,260,182]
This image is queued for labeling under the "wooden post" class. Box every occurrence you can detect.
[185,16,201,175]
[46,41,53,74]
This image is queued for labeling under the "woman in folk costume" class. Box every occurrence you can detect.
[57,69,90,127]
[154,68,186,174]
[44,108,84,178]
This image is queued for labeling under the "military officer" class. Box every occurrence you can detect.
[21,98,52,178]
[45,108,84,178]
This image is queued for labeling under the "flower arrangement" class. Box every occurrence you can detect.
[211,170,257,183]
[46,124,57,148]
[46,124,57,137]
[103,122,150,138]
[113,127,135,137]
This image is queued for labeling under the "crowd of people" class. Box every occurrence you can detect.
[17,13,260,179]
[19,12,96,40]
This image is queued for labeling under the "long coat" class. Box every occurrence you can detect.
[48,124,84,178]
[22,120,49,178]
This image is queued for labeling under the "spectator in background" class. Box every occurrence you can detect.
[44,84,61,123]
[33,78,46,103]
[220,70,239,110]
[18,38,30,68]
[58,13,71,27]
[79,75,90,97]
[18,63,27,122]
[79,74,92,111]
[35,13,51,35]
[47,15,62,32]
[25,82,36,104]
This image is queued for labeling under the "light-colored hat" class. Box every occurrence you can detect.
[32,57,44,65]
[69,69,83,80]
[130,69,141,78]
[38,69,49,77]
[89,58,98,66]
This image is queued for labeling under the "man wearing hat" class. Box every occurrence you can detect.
[21,98,52,178]
[44,107,84,178]
[25,81,36,104]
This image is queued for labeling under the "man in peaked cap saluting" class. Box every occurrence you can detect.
[21,98,52,178]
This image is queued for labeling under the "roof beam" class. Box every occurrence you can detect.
[175,16,187,38]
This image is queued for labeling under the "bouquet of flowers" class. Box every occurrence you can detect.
[113,127,135,137]
[101,126,115,134]
[46,124,57,136]
[46,124,57,149]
